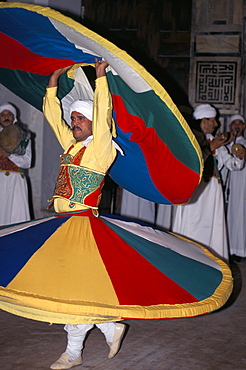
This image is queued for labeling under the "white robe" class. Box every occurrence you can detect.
[120,189,155,224]
[156,204,173,230]
[220,136,246,257]
[172,137,243,261]
[0,140,31,226]
[172,176,229,260]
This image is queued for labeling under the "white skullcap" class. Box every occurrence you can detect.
[193,104,216,120]
[69,100,93,121]
[0,103,16,119]
[229,114,245,124]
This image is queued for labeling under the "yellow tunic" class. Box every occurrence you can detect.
[42,76,117,213]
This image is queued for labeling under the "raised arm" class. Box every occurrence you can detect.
[47,66,72,88]
[82,58,117,173]
[47,60,108,87]
[95,58,108,78]
[43,65,74,149]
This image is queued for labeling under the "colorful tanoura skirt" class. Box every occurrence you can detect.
[0,214,232,324]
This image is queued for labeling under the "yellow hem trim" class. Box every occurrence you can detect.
[0,265,232,324]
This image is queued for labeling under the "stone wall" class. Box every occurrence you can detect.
[189,0,245,129]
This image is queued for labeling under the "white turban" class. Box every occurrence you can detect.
[229,114,245,124]
[0,103,17,119]
[69,100,93,121]
[193,104,216,120]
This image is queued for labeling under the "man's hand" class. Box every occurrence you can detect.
[209,136,226,151]
[48,65,73,88]
[231,144,246,159]
[95,58,109,78]
[209,132,234,152]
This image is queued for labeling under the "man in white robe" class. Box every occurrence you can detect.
[172,105,244,261]
[0,103,31,225]
[220,114,246,260]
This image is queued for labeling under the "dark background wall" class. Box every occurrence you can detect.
[82,0,192,108]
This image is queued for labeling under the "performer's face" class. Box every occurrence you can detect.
[200,117,218,134]
[71,111,92,142]
[0,110,14,128]
[230,119,245,137]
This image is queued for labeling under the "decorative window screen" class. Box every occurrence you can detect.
[196,61,237,105]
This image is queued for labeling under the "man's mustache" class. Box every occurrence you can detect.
[72,125,82,131]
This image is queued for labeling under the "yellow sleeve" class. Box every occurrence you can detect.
[42,86,74,150]
[81,76,117,173]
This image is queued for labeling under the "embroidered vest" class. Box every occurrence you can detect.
[53,145,105,209]
[0,155,24,176]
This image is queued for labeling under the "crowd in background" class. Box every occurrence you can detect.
[118,105,246,263]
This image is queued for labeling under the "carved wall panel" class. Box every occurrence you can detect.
[195,59,240,108]
[190,0,244,118]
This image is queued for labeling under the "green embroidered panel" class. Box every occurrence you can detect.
[68,166,104,204]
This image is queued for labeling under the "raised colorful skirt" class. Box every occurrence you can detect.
[0,213,232,324]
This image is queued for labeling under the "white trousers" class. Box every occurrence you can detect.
[64,323,116,360]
